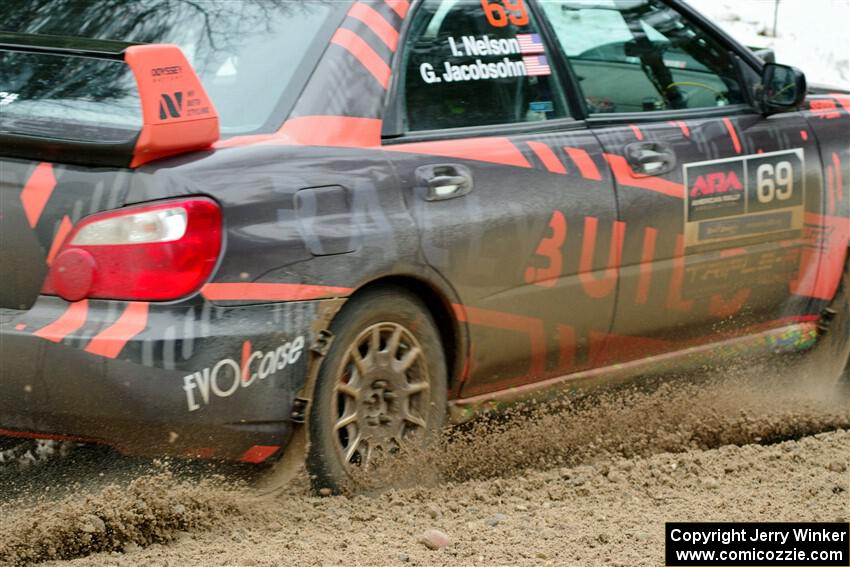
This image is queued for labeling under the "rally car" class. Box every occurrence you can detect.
[1,0,848,491]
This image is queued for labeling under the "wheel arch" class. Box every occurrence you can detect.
[346,273,467,396]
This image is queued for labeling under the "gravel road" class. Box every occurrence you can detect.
[1,360,848,566]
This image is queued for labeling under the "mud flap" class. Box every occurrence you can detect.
[253,423,309,495]
[254,300,343,495]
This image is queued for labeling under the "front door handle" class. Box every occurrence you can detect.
[624,141,676,177]
[415,164,474,201]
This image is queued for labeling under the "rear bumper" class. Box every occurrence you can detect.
[0,296,335,462]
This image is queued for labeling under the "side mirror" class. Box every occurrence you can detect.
[761,63,807,115]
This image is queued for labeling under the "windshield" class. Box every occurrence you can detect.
[0,0,344,136]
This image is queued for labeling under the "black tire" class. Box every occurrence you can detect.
[307,286,447,493]
[807,262,850,398]
[833,267,850,398]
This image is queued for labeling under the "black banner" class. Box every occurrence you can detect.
[666,522,850,566]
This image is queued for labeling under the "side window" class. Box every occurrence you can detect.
[402,0,568,132]
[539,0,746,114]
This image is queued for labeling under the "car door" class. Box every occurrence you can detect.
[537,0,823,365]
[382,0,620,397]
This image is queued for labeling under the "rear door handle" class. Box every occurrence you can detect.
[625,141,676,177]
[415,164,474,201]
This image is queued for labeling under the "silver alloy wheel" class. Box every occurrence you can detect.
[332,322,431,469]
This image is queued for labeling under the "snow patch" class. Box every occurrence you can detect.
[687,0,850,90]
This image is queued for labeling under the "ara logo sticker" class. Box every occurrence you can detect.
[689,170,744,198]
[159,91,183,120]
[685,160,746,222]
[182,336,305,411]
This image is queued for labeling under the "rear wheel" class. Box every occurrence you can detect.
[307,287,447,493]
[834,271,850,398]
[809,262,850,397]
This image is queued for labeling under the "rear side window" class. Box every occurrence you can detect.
[538,0,746,114]
[1,0,342,136]
[401,0,568,132]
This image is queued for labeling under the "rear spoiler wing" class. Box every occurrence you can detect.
[0,33,219,168]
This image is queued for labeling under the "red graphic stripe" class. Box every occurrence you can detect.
[0,428,98,444]
[202,282,354,302]
[604,154,683,199]
[239,445,281,464]
[826,166,836,215]
[794,212,850,300]
[385,0,410,18]
[20,162,56,228]
[563,147,602,181]
[809,98,841,119]
[215,116,383,149]
[213,133,280,149]
[629,124,644,140]
[387,137,531,168]
[588,331,673,368]
[669,120,690,137]
[452,303,467,322]
[832,152,844,203]
[330,27,391,89]
[771,314,820,325]
[278,116,382,147]
[666,235,694,312]
[719,247,747,259]
[709,288,751,318]
[458,347,472,384]
[635,226,657,305]
[832,93,850,113]
[454,304,546,378]
[557,324,576,371]
[241,340,253,383]
[579,217,624,299]
[587,332,611,371]
[722,117,742,154]
[348,2,399,50]
[84,302,149,359]
[527,141,566,174]
[45,215,73,266]
[32,300,89,343]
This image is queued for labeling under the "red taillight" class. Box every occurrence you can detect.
[43,198,222,301]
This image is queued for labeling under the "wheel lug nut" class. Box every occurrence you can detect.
[366,416,379,426]
[373,380,388,389]
[379,415,392,424]
[383,392,397,400]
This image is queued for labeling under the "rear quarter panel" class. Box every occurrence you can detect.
[124,144,423,300]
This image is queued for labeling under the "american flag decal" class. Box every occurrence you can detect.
[522,55,551,76]
[516,33,544,54]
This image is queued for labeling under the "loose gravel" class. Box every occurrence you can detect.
[1,359,848,566]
